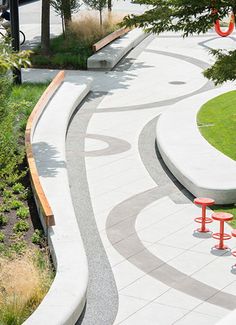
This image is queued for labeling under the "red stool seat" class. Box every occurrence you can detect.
[194,197,215,233]
[194,198,215,206]
[212,212,233,250]
[212,212,233,222]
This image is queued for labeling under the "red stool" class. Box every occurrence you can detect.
[231,229,236,265]
[194,197,215,232]
[212,212,233,250]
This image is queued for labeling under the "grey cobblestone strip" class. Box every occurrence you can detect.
[66,92,119,325]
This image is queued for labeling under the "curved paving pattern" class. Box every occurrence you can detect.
[83,134,131,157]
[96,49,214,113]
[105,116,236,310]
[66,34,236,324]
[67,92,119,325]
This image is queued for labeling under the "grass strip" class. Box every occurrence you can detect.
[197,90,236,227]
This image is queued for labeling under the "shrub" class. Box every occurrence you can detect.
[10,240,27,255]
[0,243,5,254]
[0,232,5,242]
[16,207,29,220]
[68,13,122,43]
[10,199,24,210]
[0,204,10,213]
[0,214,8,226]
[12,183,25,194]
[2,189,13,199]
[13,221,30,233]
[31,230,44,245]
[31,54,51,67]
[31,13,124,70]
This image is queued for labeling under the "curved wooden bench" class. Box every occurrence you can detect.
[24,73,91,325]
[88,28,149,70]
[92,27,130,52]
[25,71,65,227]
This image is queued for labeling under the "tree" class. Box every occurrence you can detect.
[41,0,50,54]
[51,0,81,35]
[122,0,236,84]
[83,0,107,26]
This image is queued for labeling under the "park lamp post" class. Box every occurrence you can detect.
[9,0,21,84]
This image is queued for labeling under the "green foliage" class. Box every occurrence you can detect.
[12,183,25,194]
[121,0,236,83]
[0,40,31,74]
[13,221,30,233]
[0,214,8,226]
[0,243,5,254]
[0,204,10,213]
[9,240,27,255]
[203,49,236,84]
[197,90,236,161]
[0,231,5,242]
[31,229,44,245]
[122,0,234,36]
[10,199,24,210]
[31,16,120,69]
[83,0,107,25]
[16,207,30,220]
[2,189,13,199]
[50,0,81,34]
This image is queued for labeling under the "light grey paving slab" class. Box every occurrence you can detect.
[112,260,146,290]
[174,311,219,325]
[119,301,188,325]
[192,258,236,292]
[119,275,170,301]
[114,295,148,324]
[154,288,202,310]
[193,302,229,318]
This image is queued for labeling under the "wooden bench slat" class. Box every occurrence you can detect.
[92,27,130,53]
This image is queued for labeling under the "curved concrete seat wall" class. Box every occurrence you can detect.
[156,86,236,205]
[24,72,92,325]
[87,28,149,70]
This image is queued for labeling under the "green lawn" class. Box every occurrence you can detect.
[197,90,236,226]
[197,90,236,161]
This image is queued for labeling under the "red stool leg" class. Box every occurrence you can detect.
[215,221,228,250]
[201,204,206,232]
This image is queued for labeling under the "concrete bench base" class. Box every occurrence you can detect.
[87,28,149,70]
[24,76,92,325]
[156,85,236,205]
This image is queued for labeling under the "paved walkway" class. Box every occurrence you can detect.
[65,33,236,324]
[23,32,236,324]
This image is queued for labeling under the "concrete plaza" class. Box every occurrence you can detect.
[22,27,236,325]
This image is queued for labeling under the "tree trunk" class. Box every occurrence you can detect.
[108,0,112,12]
[99,9,103,27]
[41,0,50,55]
[62,0,72,32]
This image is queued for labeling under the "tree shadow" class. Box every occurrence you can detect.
[32,141,66,178]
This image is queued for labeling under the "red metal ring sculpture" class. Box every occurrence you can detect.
[213,9,235,37]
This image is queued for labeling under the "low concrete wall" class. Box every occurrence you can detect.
[87,28,149,70]
[156,85,236,205]
[23,75,92,325]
